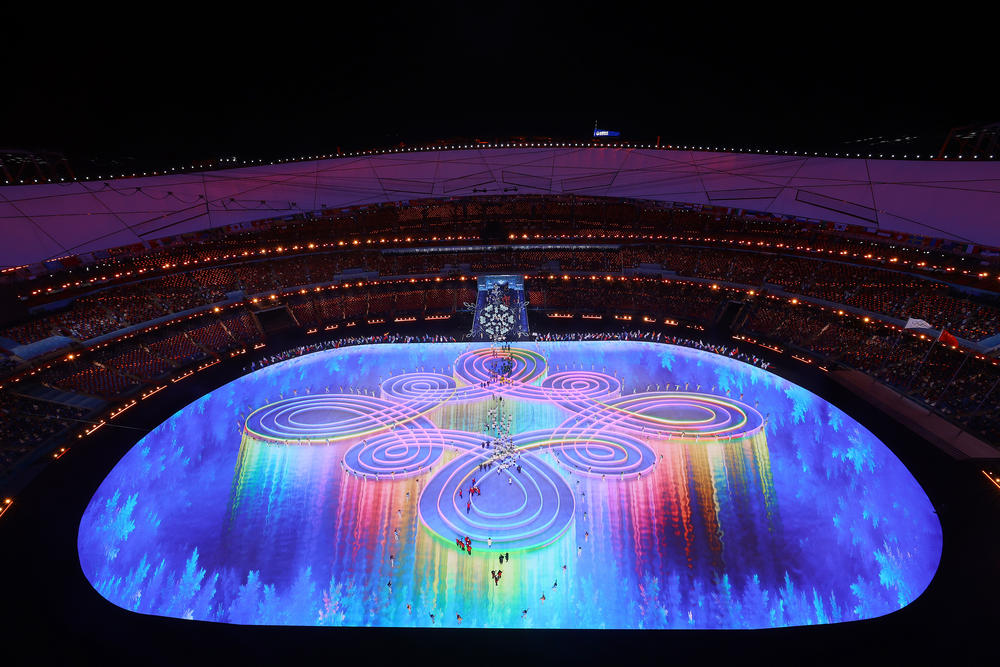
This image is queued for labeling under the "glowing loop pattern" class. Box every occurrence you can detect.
[418,445,575,551]
[242,356,763,553]
[343,428,444,478]
[244,394,427,443]
[453,347,547,390]
[528,429,657,478]
[576,392,764,440]
[380,372,457,410]
[541,371,622,404]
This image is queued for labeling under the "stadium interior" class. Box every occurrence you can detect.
[2,179,999,662]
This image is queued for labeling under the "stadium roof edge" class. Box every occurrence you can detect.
[1,146,999,268]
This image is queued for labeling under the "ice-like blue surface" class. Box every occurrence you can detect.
[78,342,942,628]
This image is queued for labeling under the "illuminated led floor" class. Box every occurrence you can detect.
[78,342,942,628]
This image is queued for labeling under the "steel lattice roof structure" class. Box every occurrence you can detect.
[2,146,999,268]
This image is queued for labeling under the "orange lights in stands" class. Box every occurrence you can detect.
[983,470,1000,491]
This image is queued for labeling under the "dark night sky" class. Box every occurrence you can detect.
[4,6,996,175]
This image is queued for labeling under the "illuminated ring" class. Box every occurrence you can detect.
[453,347,547,391]
[380,372,457,411]
[519,429,656,478]
[541,371,622,405]
[244,394,429,443]
[574,392,764,440]
[446,369,621,404]
[343,426,444,478]
[418,449,574,551]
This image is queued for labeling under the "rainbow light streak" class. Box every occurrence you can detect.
[78,342,942,629]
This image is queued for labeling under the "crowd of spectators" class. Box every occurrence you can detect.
[3,195,1000,486]
[244,333,458,372]
[7,239,1000,347]
[11,195,997,304]
[533,330,771,369]
[0,394,89,476]
[5,270,1000,444]
[537,279,733,324]
[19,310,263,399]
[740,298,1000,444]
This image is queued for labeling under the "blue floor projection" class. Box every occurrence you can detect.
[77,341,942,628]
